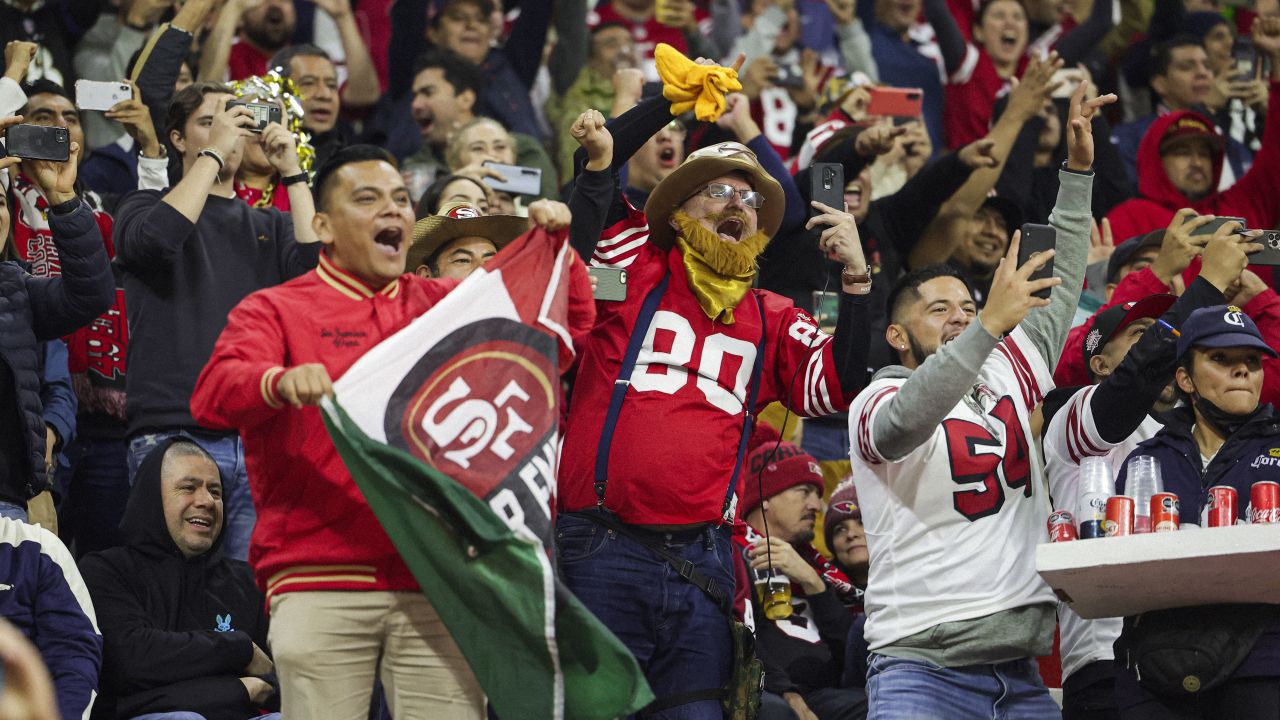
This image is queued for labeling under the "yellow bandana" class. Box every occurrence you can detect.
[677,238,755,324]
[654,43,742,122]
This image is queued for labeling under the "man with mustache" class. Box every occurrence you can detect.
[846,82,1109,718]
[1106,17,1280,243]
[738,436,868,720]
[558,95,873,717]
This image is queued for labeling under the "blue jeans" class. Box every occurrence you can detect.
[802,420,851,462]
[556,509,733,719]
[866,654,1061,720]
[56,437,131,558]
[127,431,255,562]
[0,501,28,522]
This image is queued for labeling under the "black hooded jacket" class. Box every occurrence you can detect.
[78,438,271,720]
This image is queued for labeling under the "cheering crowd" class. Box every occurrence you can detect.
[1,0,1279,718]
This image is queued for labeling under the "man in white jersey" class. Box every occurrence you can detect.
[1040,219,1256,720]
[847,82,1113,719]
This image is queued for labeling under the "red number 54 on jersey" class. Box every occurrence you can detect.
[941,396,1032,522]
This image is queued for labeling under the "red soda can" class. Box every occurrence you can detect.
[1150,493,1180,532]
[1202,486,1238,528]
[1048,510,1078,542]
[1104,496,1134,537]
[1250,481,1280,524]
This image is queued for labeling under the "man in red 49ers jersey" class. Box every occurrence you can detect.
[848,83,1113,720]
[557,102,874,718]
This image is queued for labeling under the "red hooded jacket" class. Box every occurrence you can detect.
[1105,87,1280,241]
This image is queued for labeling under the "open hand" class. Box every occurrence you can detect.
[1088,217,1114,266]
[1007,51,1064,121]
[979,229,1061,336]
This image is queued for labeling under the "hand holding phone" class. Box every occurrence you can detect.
[482,162,542,197]
[5,123,70,162]
[866,87,923,118]
[980,226,1060,336]
[226,100,283,133]
[1017,223,1058,300]
[588,267,628,301]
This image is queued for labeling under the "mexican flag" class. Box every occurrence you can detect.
[321,228,653,720]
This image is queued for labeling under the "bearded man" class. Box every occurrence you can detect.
[558,105,874,718]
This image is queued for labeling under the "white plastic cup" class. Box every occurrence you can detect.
[1077,456,1112,538]
[1127,456,1164,533]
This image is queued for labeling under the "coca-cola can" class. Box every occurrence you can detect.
[1048,510,1078,542]
[1150,492,1180,532]
[1104,496,1134,537]
[1250,481,1280,524]
[1202,486,1238,528]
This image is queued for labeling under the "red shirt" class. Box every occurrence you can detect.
[589,2,710,80]
[560,206,855,525]
[191,254,459,597]
[942,46,1027,149]
[227,40,270,82]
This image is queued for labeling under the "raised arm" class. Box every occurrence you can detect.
[1052,0,1114,67]
[198,0,251,82]
[1017,83,1114,369]
[567,110,617,261]
[870,232,1063,460]
[829,0,879,80]
[314,0,382,108]
[923,0,968,76]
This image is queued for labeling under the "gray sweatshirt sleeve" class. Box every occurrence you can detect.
[1018,168,1095,370]
[871,320,1001,461]
[837,19,880,82]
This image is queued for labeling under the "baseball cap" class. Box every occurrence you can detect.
[1106,230,1164,284]
[1176,305,1279,359]
[739,440,824,517]
[1159,114,1225,155]
[823,480,862,552]
[1082,294,1178,373]
[979,196,1022,239]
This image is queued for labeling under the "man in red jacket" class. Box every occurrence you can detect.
[1105,17,1280,242]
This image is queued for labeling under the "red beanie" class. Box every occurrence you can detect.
[739,438,824,517]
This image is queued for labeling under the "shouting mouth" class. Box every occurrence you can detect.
[374,227,404,256]
[658,146,678,168]
[717,217,745,243]
[999,31,1020,53]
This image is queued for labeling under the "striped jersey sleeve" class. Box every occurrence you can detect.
[993,327,1055,413]
[590,202,650,270]
[1044,385,1111,467]
[848,380,903,465]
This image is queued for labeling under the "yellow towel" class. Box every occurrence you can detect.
[654,43,742,122]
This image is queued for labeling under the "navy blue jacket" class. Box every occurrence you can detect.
[1118,404,1280,682]
[0,517,103,719]
[0,200,114,500]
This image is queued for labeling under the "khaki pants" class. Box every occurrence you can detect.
[268,590,484,719]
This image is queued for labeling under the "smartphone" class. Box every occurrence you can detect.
[5,123,70,161]
[866,87,923,118]
[588,266,628,301]
[1050,68,1087,99]
[482,162,542,197]
[1251,230,1280,266]
[76,79,132,111]
[1187,215,1247,236]
[1234,37,1259,82]
[226,100,282,133]
[809,162,845,216]
[1018,223,1057,300]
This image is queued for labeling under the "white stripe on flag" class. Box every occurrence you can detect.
[536,242,574,356]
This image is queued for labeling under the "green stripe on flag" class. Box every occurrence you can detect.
[323,399,654,720]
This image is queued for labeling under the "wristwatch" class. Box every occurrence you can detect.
[841,265,872,286]
[280,172,309,187]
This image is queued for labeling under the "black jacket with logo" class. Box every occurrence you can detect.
[79,437,271,720]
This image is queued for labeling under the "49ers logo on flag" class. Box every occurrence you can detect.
[385,319,559,540]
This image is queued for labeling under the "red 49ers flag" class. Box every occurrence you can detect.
[321,227,652,720]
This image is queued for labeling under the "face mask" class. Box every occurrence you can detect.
[1192,392,1261,438]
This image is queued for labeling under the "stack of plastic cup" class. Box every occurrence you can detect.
[1127,456,1164,533]
[1077,456,1112,538]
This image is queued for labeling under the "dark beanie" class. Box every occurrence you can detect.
[823,481,863,551]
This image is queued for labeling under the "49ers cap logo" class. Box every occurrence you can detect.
[383,318,559,539]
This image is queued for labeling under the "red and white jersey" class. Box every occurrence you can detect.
[1042,385,1161,680]
[848,328,1056,650]
[561,211,854,525]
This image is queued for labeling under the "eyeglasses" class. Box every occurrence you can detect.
[693,182,765,209]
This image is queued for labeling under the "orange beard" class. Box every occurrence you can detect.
[672,210,770,276]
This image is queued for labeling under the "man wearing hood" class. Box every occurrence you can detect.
[79,437,278,720]
[558,58,873,717]
[1106,17,1280,243]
